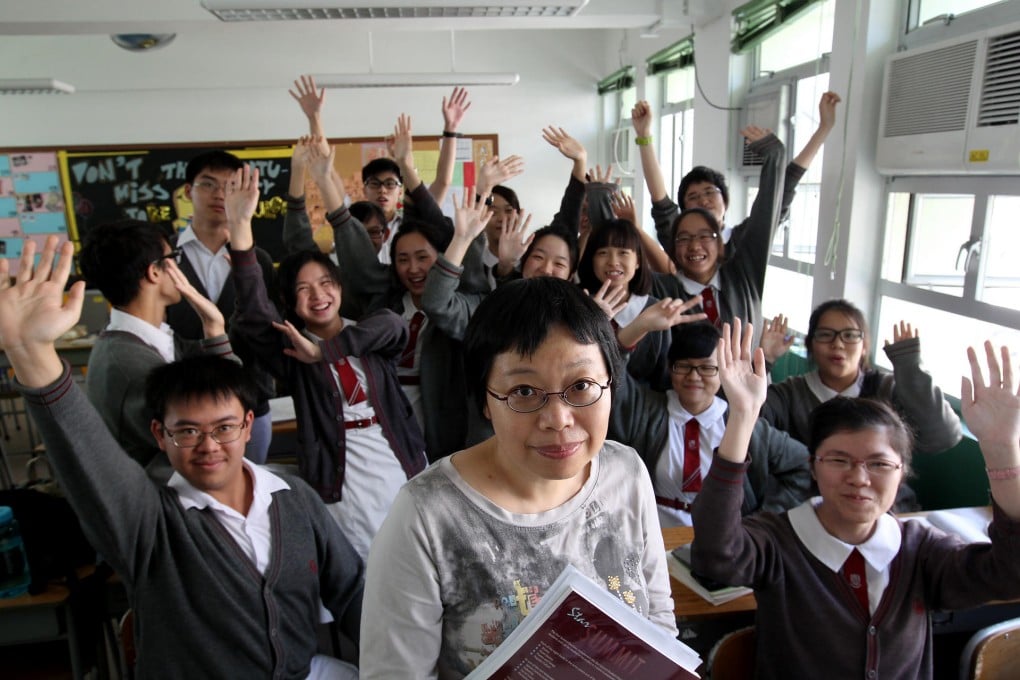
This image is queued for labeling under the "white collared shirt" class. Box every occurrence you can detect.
[106,308,176,364]
[805,369,864,403]
[481,247,499,291]
[176,226,230,303]
[169,458,290,575]
[656,392,728,527]
[677,271,722,300]
[613,294,650,329]
[788,497,902,614]
[376,213,403,265]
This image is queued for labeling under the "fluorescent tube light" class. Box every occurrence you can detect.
[0,79,75,95]
[202,1,589,22]
[312,72,519,88]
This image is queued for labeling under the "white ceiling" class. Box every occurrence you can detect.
[0,0,723,37]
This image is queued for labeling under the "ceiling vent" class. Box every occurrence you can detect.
[201,0,589,21]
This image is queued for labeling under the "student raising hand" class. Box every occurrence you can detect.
[224,165,261,250]
[444,191,494,266]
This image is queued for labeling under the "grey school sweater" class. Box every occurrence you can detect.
[20,366,365,679]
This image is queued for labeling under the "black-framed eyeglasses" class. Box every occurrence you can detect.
[670,363,719,377]
[815,455,902,476]
[812,328,864,344]
[152,247,182,267]
[674,232,719,246]
[192,179,231,193]
[364,178,402,190]
[161,422,247,449]
[486,377,612,414]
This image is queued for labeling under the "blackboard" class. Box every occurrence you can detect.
[59,145,292,261]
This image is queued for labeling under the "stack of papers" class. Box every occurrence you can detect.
[667,545,753,607]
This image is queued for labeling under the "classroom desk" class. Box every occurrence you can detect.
[0,580,83,679]
[662,526,758,620]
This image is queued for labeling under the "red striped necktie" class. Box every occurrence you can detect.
[399,311,426,369]
[335,357,366,405]
[701,287,719,325]
[681,418,702,493]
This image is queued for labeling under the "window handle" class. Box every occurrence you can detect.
[956,238,981,272]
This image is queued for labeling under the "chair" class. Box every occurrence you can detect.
[708,626,756,680]
[960,616,1020,680]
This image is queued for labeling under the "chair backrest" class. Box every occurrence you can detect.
[709,626,756,680]
[960,616,1020,680]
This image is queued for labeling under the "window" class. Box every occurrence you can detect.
[658,66,696,202]
[877,177,1020,394]
[752,1,835,74]
[598,66,637,194]
[911,0,1006,29]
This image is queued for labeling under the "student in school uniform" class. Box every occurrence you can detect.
[360,277,678,678]
[691,320,1020,680]
[80,220,239,480]
[284,134,480,462]
[631,92,841,351]
[760,299,961,510]
[227,164,426,560]
[166,149,277,463]
[610,322,811,528]
[0,238,364,679]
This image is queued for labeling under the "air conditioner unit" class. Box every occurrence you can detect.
[876,21,1020,175]
[738,85,788,171]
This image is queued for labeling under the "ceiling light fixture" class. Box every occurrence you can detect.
[312,72,519,88]
[201,0,589,22]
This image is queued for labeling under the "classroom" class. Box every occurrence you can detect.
[2,0,1020,678]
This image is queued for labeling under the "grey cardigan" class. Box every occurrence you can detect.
[20,365,365,680]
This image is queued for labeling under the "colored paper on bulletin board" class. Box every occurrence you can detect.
[0,151,70,275]
[412,150,440,185]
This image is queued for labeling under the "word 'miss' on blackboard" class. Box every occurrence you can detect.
[59,145,293,261]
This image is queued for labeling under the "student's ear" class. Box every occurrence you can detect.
[183,183,194,202]
[243,410,255,443]
[482,402,491,421]
[151,419,169,452]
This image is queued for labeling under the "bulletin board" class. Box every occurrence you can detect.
[0,133,497,270]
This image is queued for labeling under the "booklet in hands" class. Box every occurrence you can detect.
[468,564,702,679]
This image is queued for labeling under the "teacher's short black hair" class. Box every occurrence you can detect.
[464,277,621,415]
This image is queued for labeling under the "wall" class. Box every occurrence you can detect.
[0,28,611,228]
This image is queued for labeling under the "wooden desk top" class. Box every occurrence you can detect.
[662,526,758,620]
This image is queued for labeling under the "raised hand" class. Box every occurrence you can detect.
[759,313,795,363]
[273,320,324,364]
[0,237,84,387]
[610,192,636,224]
[442,87,471,132]
[586,279,629,321]
[497,209,534,271]
[631,100,653,137]
[477,155,525,195]
[818,91,842,132]
[387,114,414,169]
[587,163,618,186]
[717,319,768,416]
[886,320,918,346]
[289,75,325,123]
[306,138,335,180]
[224,164,261,250]
[740,125,772,144]
[164,259,226,338]
[542,126,587,162]
[962,342,1020,453]
[636,297,708,331]
[453,191,494,244]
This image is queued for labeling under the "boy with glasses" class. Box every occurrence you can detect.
[79,220,237,479]
[0,238,364,679]
[168,149,278,463]
[610,322,811,527]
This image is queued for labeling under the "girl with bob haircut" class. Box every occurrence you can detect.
[691,320,1020,680]
[360,277,678,679]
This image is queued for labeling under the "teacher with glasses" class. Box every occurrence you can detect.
[760,299,961,511]
[360,277,679,679]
